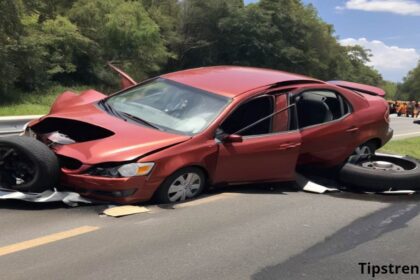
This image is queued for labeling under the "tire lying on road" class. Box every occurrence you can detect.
[339,154,420,192]
[0,136,60,192]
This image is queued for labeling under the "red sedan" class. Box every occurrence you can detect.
[6,66,392,203]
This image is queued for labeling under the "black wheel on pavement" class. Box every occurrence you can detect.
[155,167,206,203]
[0,136,60,192]
[339,155,420,192]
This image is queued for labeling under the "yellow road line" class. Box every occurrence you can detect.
[0,226,99,257]
[176,193,240,208]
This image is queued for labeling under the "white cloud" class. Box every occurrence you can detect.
[337,0,420,16]
[340,38,420,81]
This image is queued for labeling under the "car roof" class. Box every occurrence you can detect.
[161,66,323,98]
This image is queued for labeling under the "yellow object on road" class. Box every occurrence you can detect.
[103,205,150,217]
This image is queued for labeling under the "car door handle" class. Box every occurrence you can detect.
[346,126,359,133]
[277,143,301,150]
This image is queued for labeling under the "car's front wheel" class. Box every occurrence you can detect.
[0,136,59,192]
[155,167,206,203]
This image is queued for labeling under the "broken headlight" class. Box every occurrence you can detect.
[87,162,155,178]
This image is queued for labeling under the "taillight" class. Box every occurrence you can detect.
[384,102,390,124]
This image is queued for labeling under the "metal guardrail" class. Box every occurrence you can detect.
[0,115,43,137]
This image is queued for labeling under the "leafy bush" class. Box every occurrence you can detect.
[2,0,412,106]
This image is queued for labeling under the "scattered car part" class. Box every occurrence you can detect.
[0,136,59,192]
[0,188,91,207]
[102,205,149,217]
[108,62,137,89]
[339,154,420,192]
[43,131,76,146]
[295,173,339,194]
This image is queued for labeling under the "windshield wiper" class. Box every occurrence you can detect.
[119,112,162,130]
[100,101,163,131]
[99,100,127,121]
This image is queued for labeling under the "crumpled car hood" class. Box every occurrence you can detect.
[34,103,191,165]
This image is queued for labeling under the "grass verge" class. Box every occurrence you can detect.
[380,137,420,158]
[0,85,93,116]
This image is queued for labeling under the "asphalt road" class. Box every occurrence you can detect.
[390,115,420,139]
[1,184,420,280]
[0,116,420,279]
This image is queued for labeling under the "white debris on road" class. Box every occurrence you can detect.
[295,173,340,194]
[0,188,92,207]
[302,181,340,194]
[296,173,416,195]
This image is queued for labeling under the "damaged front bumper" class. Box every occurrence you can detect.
[24,117,170,204]
[59,171,163,204]
[23,128,162,204]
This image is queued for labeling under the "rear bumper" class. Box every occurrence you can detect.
[383,127,394,146]
[59,173,163,204]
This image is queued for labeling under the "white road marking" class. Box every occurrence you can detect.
[393,131,420,138]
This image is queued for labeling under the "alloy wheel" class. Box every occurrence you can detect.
[0,145,36,189]
[167,173,202,202]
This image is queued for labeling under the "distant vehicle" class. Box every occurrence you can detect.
[1,66,393,203]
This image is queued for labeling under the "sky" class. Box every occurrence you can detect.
[244,0,420,82]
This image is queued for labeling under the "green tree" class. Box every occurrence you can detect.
[69,0,171,81]
[141,0,180,65]
[381,81,398,100]
[0,1,24,96]
[335,45,383,85]
[172,0,243,69]
[398,61,420,101]
[215,0,383,84]
[15,15,92,90]
[0,0,388,103]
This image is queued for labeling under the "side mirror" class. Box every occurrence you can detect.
[223,134,243,143]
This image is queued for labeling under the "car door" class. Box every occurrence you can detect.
[213,94,301,184]
[293,88,360,166]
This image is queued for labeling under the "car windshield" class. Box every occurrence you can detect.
[105,78,230,135]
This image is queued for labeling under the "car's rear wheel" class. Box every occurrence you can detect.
[339,155,420,192]
[0,136,59,192]
[155,167,205,203]
[354,141,377,156]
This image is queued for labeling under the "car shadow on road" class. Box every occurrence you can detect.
[0,198,110,212]
[154,181,300,210]
[252,199,420,280]
[326,191,420,203]
[0,199,75,210]
[208,181,299,195]
[0,182,298,212]
[2,179,419,211]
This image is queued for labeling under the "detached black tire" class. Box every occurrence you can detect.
[339,155,420,192]
[0,136,59,192]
